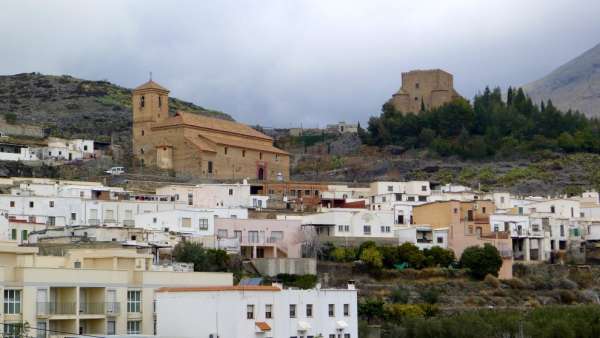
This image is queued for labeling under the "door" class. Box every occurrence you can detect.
[106,289,117,314]
[36,289,48,315]
[107,320,116,335]
[258,167,264,180]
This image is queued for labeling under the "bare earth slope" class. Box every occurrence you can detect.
[524,43,600,118]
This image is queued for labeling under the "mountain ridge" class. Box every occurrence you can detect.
[523,42,600,118]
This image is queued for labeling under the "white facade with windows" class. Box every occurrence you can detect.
[302,209,397,241]
[135,209,214,236]
[156,285,358,338]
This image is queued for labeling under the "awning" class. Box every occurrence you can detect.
[297,321,312,331]
[255,322,271,332]
[336,320,349,329]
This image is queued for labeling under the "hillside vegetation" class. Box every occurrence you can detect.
[360,87,600,159]
[0,73,231,142]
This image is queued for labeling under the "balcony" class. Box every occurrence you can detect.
[123,219,135,227]
[88,219,100,226]
[79,302,121,316]
[37,302,77,316]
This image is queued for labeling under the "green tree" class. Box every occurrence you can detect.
[459,244,503,279]
[172,241,230,272]
[4,112,17,124]
[360,247,383,269]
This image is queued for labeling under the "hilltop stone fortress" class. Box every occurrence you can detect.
[388,69,462,114]
[132,80,290,180]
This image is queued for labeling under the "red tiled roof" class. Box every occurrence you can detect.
[255,322,271,331]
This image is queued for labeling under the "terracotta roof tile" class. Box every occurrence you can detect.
[156,285,281,293]
[255,322,271,331]
[198,133,289,155]
[133,80,169,92]
[154,112,271,140]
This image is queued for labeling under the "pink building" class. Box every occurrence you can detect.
[214,218,305,259]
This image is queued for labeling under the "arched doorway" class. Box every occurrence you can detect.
[258,167,264,180]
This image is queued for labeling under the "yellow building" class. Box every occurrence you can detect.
[132,80,290,181]
[0,242,232,337]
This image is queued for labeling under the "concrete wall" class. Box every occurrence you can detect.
[252,258,317,276]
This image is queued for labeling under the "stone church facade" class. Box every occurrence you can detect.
[132,80,289,180]
[389,69,462,114]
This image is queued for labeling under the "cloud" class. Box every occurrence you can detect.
[1,0,599,126]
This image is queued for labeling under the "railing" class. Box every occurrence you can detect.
[105,302,120,315]
[37,302,77,315]
[79,302,106,315]
[123,219,135,227]
[103,218,116,223]
[416,238,433,243]
[88,219,100,226]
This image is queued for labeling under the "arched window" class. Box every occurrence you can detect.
[141,130,144,136]
[140,96,145,108]
[140,148,144,155]
[158,96,162,107]
[242,150,246,157]
[259,152,262,160]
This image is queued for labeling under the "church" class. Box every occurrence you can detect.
[132,80,290,180]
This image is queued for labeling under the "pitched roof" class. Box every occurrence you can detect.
[255,322,272,332]
[154,111,272,140]
[133,80,169,92]
[156,285,281,293]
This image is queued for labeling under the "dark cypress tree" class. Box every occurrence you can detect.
[507,86,513,106]
[540,101,545,112]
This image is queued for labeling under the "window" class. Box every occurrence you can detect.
[306,304,313,317]
[127,290,141,313]
[141,129,145,136]
[363,225,371,235]
[289,304,296,318]
[265,304,272,319]
[127,321,141,334]
[10,229,16,240]
[482,207,486,214]
[305,190,310,196]
[407,196,415,202]
[247,304,255,319]
[4,323,22,338]
[259,152,263,160]
[387,185,393,192]
[242,150,246,157]
[9,201,14,207]
[36,321,47,338]
[271,231,284,241]
[315,190,319,196]
[199,218,209,230]
[229,188,233,196]
[437,237,443,243]
[140,96,145,108]
[4,289,21,314]
[21,230,28,241]
[275,154,279,161]
[182,217,191,228]
[421,185,427,191]
[415,82,420,89]
[224,147,228,155]
[328,304,335,317]
[187,193,193,206]
[329,335,336,338]
[107,320,116,335]
[158,96,162,107]
[217,229,228,238]
[418,196,427,202]
[338,225,344,232]
[560,224,565,237]
[208,161,213,174]
[29,201,34,208]
[550,206,556,213]
[382,196,386,202]
[153,217,158,224]
[248,231,259,243]
[344,303,350,316]
[71,213,76,221]
[344,334,351,338]
[344,225,350,232]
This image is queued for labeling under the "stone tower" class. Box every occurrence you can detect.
[388,69,461,114]
[132,80,170,167]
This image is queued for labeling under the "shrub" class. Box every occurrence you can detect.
[172,241,230,272]
[276,274,318,289]
[459,244,503,280]
[503,278,527,290]
[423,246,455,267]
[359,298,385,323]
[419,288,440,304]
[484,274,501,288]
[383,303,425,322]
[331,247,357,262]
[390,286,410,304]
[557,290,577,304]
[397,242,426,269]
[360,247,384,270]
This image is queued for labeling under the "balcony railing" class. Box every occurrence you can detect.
[123,219,135,227]
[37,302,77,315]
[88,219,100,226]
[79,302,120,315]
[105,302,120,315]
[416,238,433,243]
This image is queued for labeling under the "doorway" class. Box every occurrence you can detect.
[258,167,264,180]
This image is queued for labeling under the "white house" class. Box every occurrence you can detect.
[156,284,358,338]
[135,209,214,236]
[302,209,397,244]
[395,225,448,250]
[156,182,267,209]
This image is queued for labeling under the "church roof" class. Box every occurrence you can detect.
[155,111,273,141]
[133,80,169,92]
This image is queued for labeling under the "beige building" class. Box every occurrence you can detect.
[388,69,461,114]
[0,242,232,337]
[132,80,290,180]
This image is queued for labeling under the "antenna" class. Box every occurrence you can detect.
[149,71,152,81]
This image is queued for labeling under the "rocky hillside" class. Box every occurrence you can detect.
[0,73,232,142]
[524,42,600,118]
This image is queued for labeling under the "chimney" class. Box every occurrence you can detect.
[347,280,356,290]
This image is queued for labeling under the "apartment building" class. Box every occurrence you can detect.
[156,284,358,338]
[0,242,232,338]
[156,182,268,209]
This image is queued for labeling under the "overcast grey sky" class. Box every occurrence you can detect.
[1,1,599,127]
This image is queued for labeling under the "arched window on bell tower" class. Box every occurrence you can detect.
[140,96,145,108]
[158,96,162,107]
